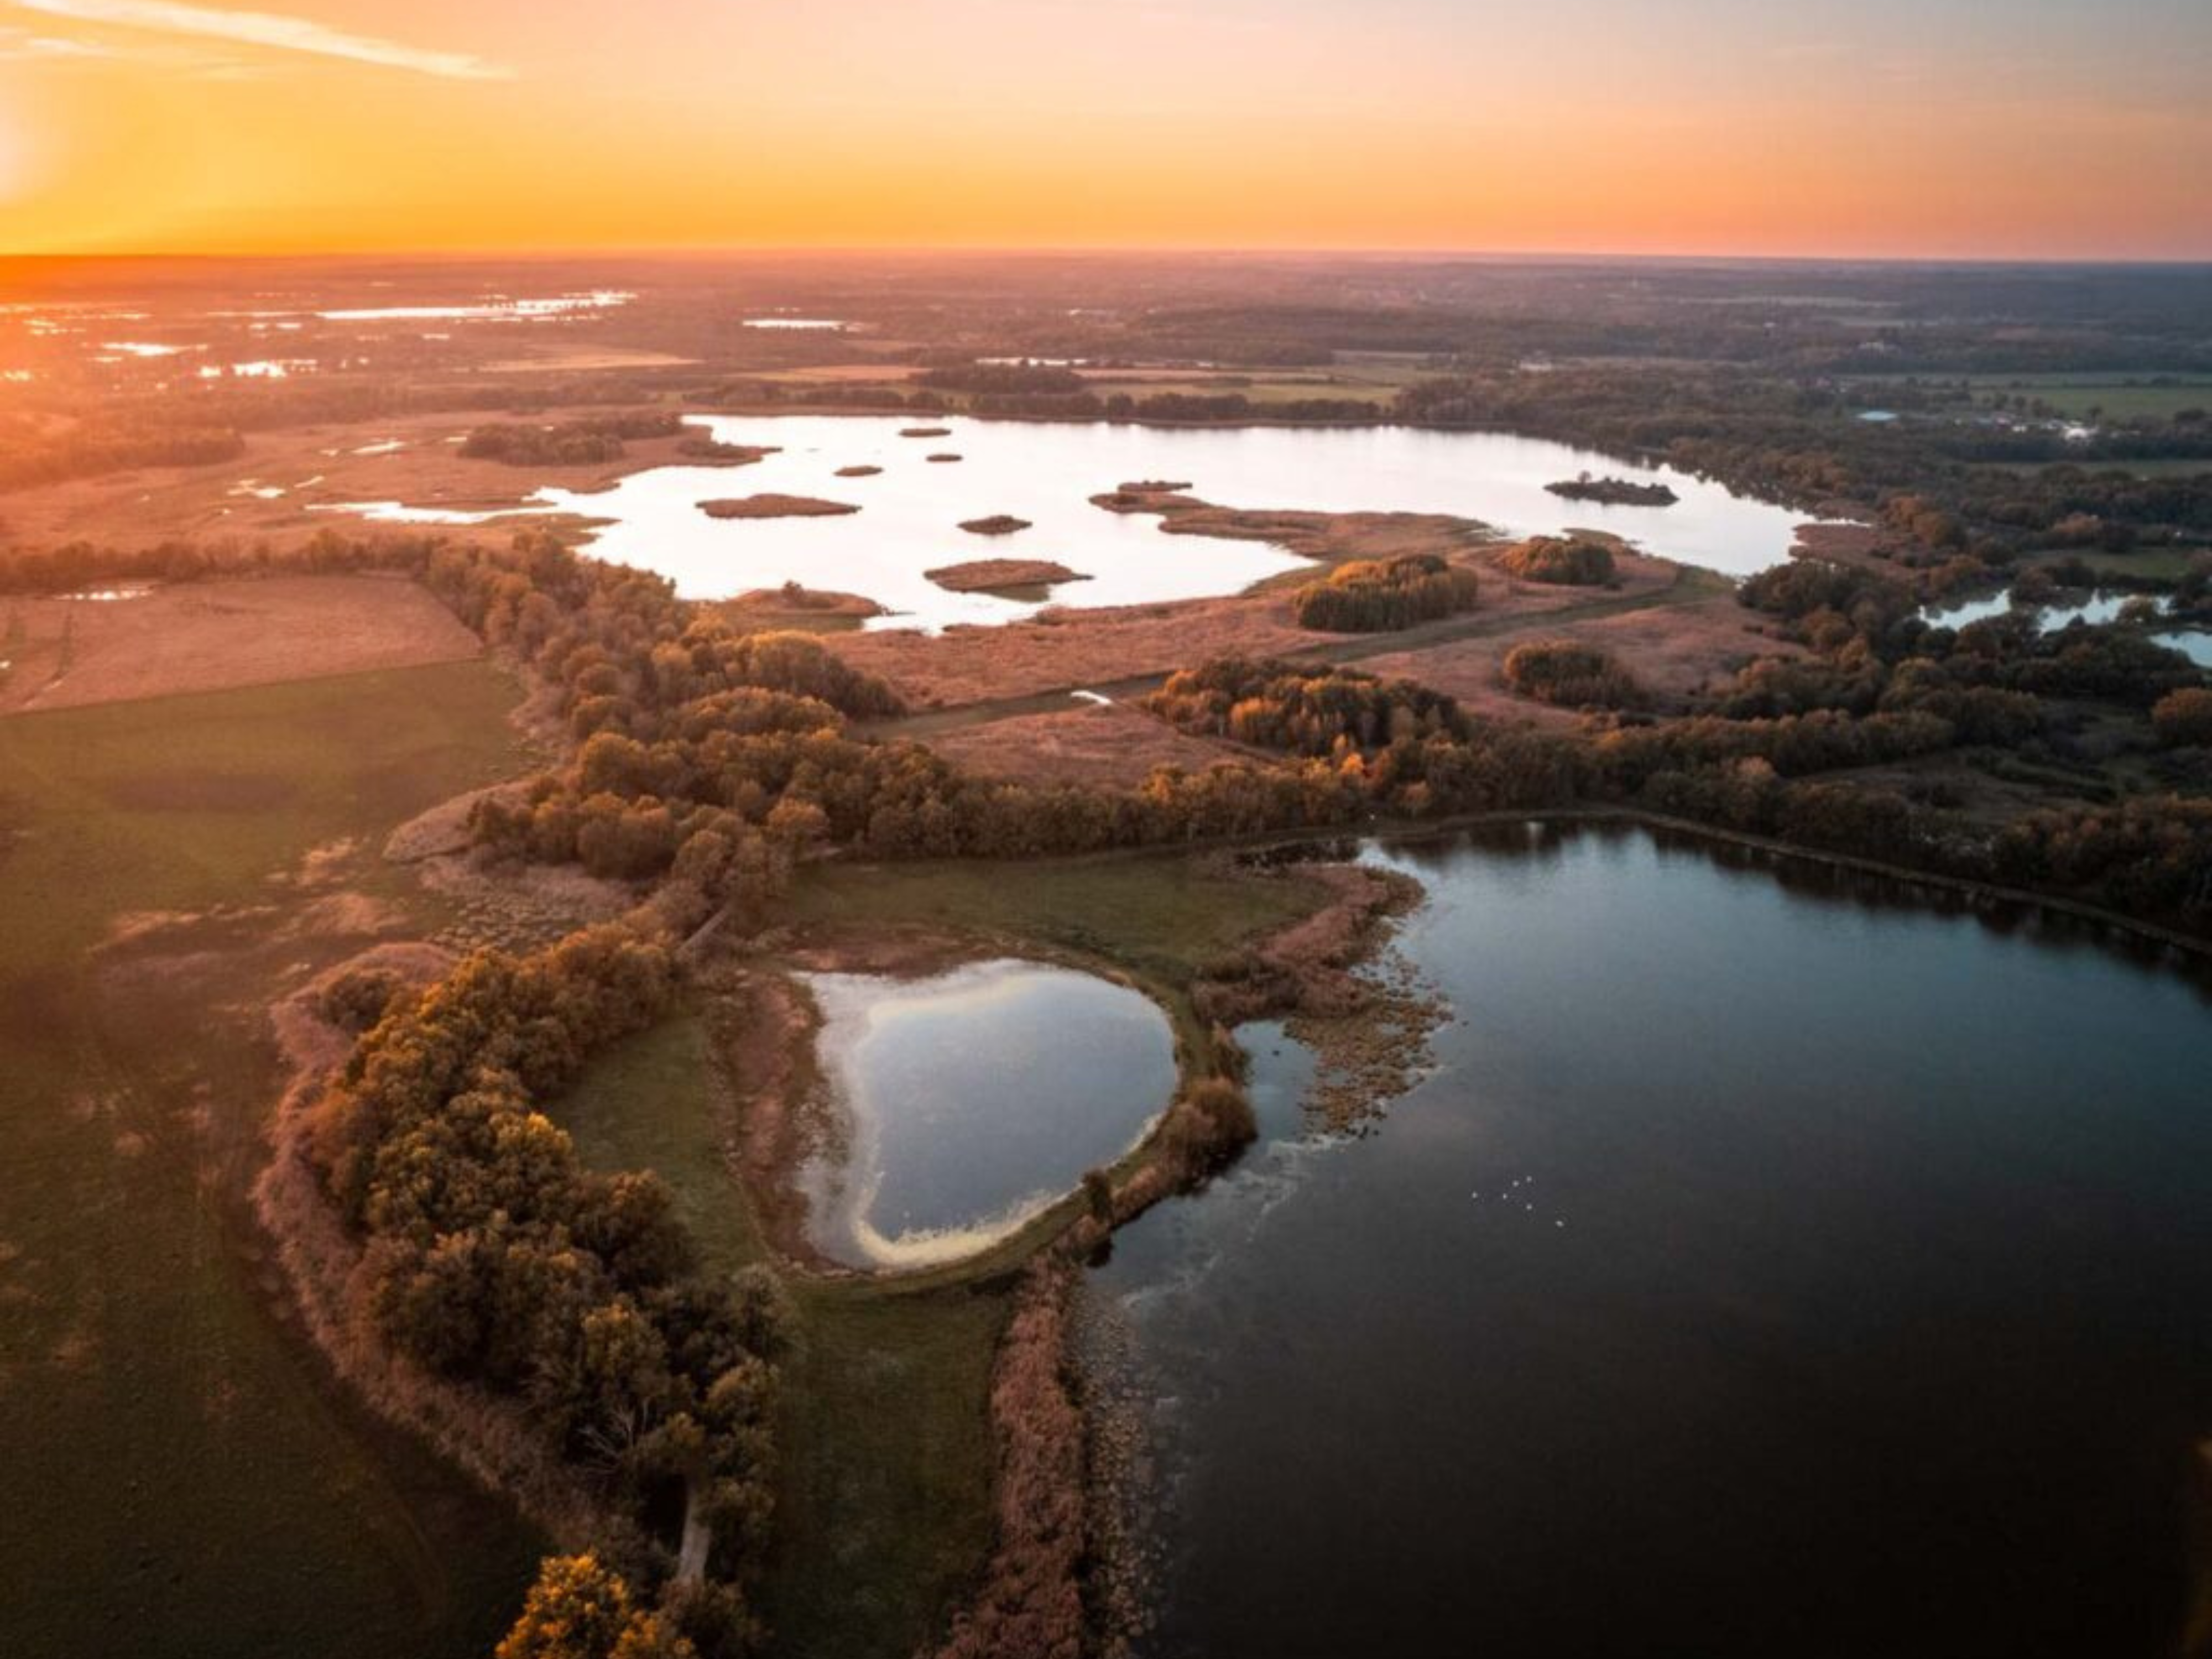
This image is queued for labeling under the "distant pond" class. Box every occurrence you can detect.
[1098,823,2212,1658]
[332,414,1833,629]
[800,959,1176,1269]
[1923,587,2212,667]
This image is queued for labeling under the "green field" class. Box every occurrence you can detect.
[2051,544,2212,582]
[552,1016,1008,1659]
[1960,374,2212,420]
[1853,372,2212,422]
[0,661,539,1659]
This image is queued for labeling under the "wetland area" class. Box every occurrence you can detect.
[333,414,1832,628]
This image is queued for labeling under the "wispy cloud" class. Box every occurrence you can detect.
[0,22,117,55]
[13,0,509,79]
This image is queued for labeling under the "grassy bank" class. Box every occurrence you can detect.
[784,847,1326,1035]
[0,660,539,1659]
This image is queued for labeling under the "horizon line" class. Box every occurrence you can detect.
[4,243,2211,270]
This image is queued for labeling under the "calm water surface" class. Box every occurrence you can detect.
[1923,588,2211,667]
[1099,825,2212,1658]
[801,959,1176,1267]
[336,415,1829,628]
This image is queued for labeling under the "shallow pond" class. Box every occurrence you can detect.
[336,414,1830,629]
[1098,823,2212,1658]
[801,959,1176,1269]
[1923,587,2212,666]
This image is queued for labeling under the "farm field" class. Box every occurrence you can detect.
[0,660,537,1659]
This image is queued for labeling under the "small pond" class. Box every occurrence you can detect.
[1923,587,2212,667]
[801,958,1177,1269]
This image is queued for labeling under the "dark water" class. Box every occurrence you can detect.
[1097,823,2212,1659]
[801,960,1176,1267]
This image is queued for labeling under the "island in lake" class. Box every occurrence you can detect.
[924,556,1089,596]
[1546,473,1679,506]
[958,514,1032,536]
[697,493,861,519]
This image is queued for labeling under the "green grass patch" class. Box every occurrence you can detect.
[1968,375,2211,420]
[552,1015,769,1279]
[0,660,538,1659]
[765,1281,1010,1659]
[786,848,1324,1036]
[2037,545,2211,583]
[548,1010,1013,1659]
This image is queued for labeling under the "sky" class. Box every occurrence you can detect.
[0,0,2205,258]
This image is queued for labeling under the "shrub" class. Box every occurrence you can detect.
[317,963,410,1034]
[2152,687,2212,748]
[1501,640,1644,709]
[1499,535,1616,586]
[1291,554,1479,632]
[1157,1078,1258,1180]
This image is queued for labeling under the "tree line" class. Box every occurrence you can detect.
[461,412,686,467]
[306,924,781,1656]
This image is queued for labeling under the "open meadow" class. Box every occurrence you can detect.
[0,659,539,1659]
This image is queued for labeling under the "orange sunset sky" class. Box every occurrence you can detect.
[0,0,2205,258]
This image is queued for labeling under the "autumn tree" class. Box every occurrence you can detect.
[496,1556,695,1659]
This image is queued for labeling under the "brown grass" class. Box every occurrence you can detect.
[919,1259,1086,1659]
[925,701,1247,788]
[1190,862,1445,1130]
[832,591,1317,707]
[0,574,482,713]
[0,406,722,549]
[1361,592,1796,719]
[702,967,826,1267]
[716,586,887,622]
[1790,520,1911,576]
[831,519,1675,711]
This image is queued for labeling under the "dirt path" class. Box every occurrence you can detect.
[675,1479,711,1584]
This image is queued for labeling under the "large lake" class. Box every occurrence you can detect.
[801,960,1176,1267]
[340,415,1829,629]
[1097,824,2212,1657]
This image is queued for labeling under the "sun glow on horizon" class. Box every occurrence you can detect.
[0,0,2205,259]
